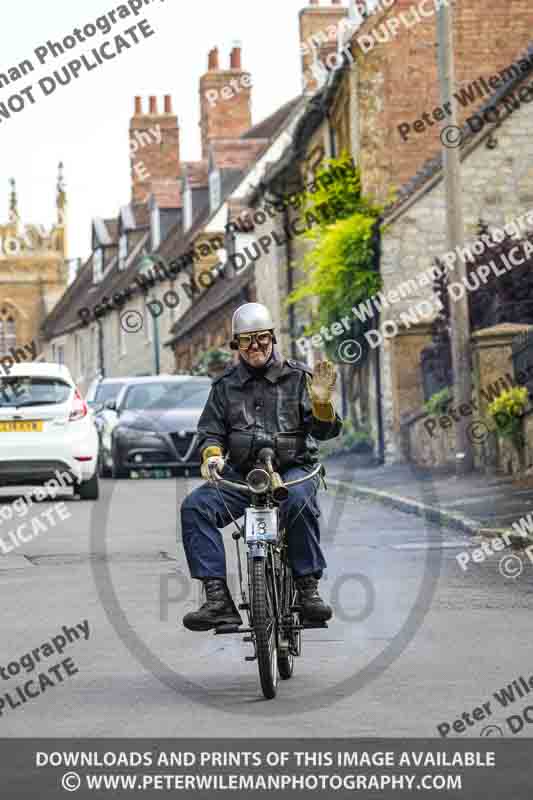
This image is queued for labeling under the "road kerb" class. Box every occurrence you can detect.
[327,478,482,536]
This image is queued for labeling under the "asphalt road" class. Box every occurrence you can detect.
[1,472,532,738]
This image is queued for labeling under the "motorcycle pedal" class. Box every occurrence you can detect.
[245,655,257,662]
[214,624,241,634]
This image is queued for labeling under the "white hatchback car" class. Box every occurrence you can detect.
[0,362,99,500]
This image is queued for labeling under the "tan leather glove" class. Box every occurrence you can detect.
[200,446,225,481]
[307,360,337,422]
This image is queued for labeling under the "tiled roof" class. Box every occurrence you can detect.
[241,97,301,140]
[41,226,149,339]
[165,268,253,345]
[43,91,301,344]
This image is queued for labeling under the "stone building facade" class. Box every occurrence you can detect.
[378,63,533,461]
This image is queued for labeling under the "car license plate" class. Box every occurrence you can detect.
[0,420,44,433]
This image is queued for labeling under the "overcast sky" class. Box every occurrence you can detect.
[0,0,347,261]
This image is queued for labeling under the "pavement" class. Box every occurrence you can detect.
[324,452,533,541]
[1,474,533,738]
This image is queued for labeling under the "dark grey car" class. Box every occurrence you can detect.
[108,376,212,478]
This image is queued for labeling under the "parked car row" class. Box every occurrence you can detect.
[0,364,212,502]
[87,375,212,479]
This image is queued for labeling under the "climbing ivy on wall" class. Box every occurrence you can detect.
[286,152,383,359]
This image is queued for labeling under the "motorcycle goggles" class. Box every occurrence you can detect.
[236,330,273,350]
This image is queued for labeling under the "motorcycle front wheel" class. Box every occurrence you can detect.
[251,557,278,700]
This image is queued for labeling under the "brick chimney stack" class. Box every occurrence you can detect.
[299,0,348,94]
[199,44,253,159]
[129,95,180,203]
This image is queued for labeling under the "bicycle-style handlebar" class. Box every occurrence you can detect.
[208,462,323,495]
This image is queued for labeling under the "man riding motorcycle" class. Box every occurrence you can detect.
[180,302,342,632]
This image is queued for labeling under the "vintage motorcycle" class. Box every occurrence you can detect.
[208,441,328,700]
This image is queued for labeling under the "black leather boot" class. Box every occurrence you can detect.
[182,578,243,632]
[295,575,332,623]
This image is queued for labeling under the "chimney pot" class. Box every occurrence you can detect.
[164,94,172,113]
[310,0,319,5]
[332,0,342,4]
[134,96,142,115]
[230,43,242,70]
[149,95,157,114]
[208,47,219,71]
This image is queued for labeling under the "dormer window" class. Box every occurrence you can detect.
[119,233,128,270]
[151,204,161,250]
[209,169,221,212]
[183,185,193,232]
[93,248,103,284]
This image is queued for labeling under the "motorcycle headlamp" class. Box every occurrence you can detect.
[246,468,271,495]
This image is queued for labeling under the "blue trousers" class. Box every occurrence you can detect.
[181,465,327,580]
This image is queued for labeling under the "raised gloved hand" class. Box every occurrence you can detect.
[309,360,337,403]
[307,360,337,422]
[200,447,225,481]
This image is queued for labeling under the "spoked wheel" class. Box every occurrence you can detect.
[278,565,299,680]
[251,558,278,700]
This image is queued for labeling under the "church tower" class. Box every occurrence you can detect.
[0,166,68,358]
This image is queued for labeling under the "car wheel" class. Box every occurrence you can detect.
[77,473,99,501]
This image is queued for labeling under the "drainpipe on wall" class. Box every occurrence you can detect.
[325,108,349,418]
[153,312,161,375]
[97,317,106,379]
[374,318,385,464]
[373,225,385,464]
[283,203,297,360]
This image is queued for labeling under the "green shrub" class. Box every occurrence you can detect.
[319,419,374,458]
[424,386,452,416]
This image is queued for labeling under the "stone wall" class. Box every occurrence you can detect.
[404,324,533,472]
[379,88,533,462]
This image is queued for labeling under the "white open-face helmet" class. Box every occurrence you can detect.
[230,303,276,350]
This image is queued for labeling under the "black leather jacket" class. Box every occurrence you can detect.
[197,352,342,474]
